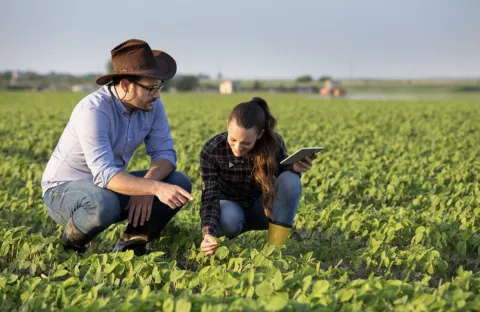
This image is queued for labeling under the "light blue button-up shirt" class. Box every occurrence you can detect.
[41,85,176,195]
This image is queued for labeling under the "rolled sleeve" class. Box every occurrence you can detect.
[75,107,121,188]
[145,100,177,168]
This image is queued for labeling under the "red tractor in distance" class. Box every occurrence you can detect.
[320,79,347,98]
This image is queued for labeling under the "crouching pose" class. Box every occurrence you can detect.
[199,97,316,255]
[41,39,193,256]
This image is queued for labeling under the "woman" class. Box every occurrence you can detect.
[199,97,316,255]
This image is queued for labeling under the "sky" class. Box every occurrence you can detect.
[1,0,479,79]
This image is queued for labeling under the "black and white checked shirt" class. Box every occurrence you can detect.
[200,132,297,237]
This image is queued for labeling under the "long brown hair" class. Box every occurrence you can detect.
[228,97,278,219]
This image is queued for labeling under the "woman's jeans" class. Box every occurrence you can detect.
[216,171,302,238]
[43,170,192,242]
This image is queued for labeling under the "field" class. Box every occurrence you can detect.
[0,91,480,311]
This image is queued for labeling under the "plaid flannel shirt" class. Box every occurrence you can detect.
[199,132,298,237]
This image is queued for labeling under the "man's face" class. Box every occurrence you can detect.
[227,119,263,157]
[125,77,162,112]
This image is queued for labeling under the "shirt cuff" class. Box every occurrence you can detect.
[95,166,122,188]
[151,152,177,168]
[202,225,217,238]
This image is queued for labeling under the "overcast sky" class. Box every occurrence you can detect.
[1,0,478,79]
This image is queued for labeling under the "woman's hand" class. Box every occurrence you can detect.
[201,234,219,255]
[293,153,318,173]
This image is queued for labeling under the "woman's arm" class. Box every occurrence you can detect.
[199,148,221,238]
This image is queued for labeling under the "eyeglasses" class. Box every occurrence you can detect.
[131,80,165,96]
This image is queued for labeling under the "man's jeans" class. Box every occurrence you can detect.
[216,171,302,238]
[43,170,192,242]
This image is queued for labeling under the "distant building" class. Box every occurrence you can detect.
[10,70,19,85]
[219,80,240,94]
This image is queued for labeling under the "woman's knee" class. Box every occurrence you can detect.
[270,172,302,226]
[276,171,302,196]
[219,200,245,238]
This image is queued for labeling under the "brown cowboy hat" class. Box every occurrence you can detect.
[96,39,177,85]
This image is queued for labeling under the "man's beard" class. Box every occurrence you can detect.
[136,99,155,112]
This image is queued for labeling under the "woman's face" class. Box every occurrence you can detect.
[227,119,263,157]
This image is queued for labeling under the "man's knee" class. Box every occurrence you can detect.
[81,188,121,230]
[166,171,192,193]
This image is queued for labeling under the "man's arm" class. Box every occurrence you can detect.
[106,159,174,195]
[145,99,177,169]
[75,107,122,188]
[141,158,174,182]
[107,168,191,205]
[106,171,162,196]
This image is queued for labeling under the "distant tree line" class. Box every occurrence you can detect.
[296,75,333,83]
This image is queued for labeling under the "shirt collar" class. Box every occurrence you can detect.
[104,85,129,115]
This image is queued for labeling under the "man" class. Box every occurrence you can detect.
[41,39,193,256]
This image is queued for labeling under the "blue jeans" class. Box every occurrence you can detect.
[216,171,302,238]
[43,170,192,241]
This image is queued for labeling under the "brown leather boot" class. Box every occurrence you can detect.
[62,219,92,253]
[112,223,149,256]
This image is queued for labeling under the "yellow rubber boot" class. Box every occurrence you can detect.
[267,223,291,245]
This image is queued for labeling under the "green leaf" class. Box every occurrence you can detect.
[273,270,283,290]
[302,275,312,293]
[412,226,425,245]
[53,269,69,278]
[265,294,288,311]
[248,268,255,285]
[18,242,30,259]
[175,298,191,312]
[62,277,79,288]
[262,244,275,256]
[141,285,150,299]
[122,250,134,262]
[6,273,18,285]
[253,254,266,267]
[246,286,255,298]
[163,297,174,312]
[338,289,355,302]
[256,281,274,298]
[387,184,395,195]
[456,241,466,256]
[170,269,185,282]
[312,280,329,296]
[215,246,229,260]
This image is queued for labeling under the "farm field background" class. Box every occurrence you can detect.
[0,91,480,311]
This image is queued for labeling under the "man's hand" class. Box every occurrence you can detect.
[155,182,193,209]
[201,234,219,255]
[293,153,318,173]
[127,195,154,227]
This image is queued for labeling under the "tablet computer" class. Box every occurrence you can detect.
[280,147,324,165]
